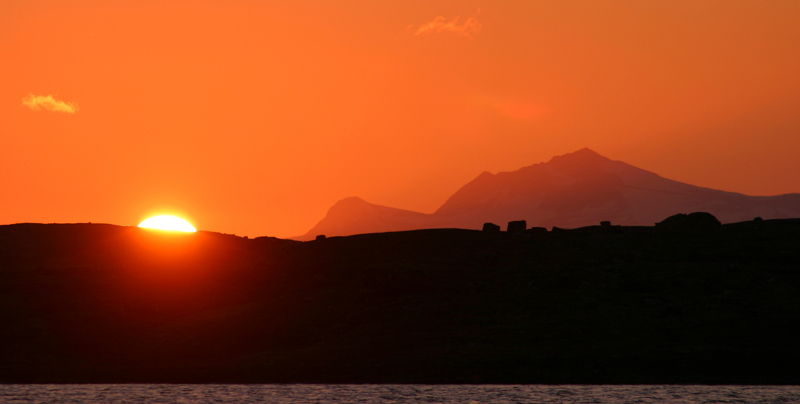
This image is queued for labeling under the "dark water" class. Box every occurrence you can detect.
[1,385,799,403]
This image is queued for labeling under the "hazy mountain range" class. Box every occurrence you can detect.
[297,148,800,240]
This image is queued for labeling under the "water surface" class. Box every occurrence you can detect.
[2,384,798,403]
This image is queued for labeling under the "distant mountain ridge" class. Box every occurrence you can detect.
[297,148,800,240]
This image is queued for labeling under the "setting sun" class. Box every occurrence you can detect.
[138,215,197,232]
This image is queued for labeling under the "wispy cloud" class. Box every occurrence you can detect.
[22,94,79,114]
[414,12,482,38]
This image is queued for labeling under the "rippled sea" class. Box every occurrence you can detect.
[2,385,799,404]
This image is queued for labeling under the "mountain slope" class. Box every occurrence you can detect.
[297,149,800,239]
[298,197,438,240]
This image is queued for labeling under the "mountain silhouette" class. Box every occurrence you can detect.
[303,197,434,237]
[298,148,800,239]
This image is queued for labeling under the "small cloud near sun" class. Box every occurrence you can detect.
[413,10,482,38]
[22,94,79,114]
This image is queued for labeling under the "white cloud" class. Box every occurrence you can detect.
[414,13,482,38]
[22,94,79,114]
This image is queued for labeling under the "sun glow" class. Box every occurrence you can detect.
[138,215,197,232]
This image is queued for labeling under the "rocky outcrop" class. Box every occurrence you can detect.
[482,222,500,232]
[657,212,722,229]
[507,220,527,233]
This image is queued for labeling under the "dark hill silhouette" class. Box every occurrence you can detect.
[2,219,800,383]
[297,148,800,240]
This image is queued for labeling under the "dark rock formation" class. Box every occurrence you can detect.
[507,220,527,233]
[656,212,722,229]
[526,227,548,235]
[482,222,500,232]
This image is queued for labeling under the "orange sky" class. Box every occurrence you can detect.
[2,0,800,238]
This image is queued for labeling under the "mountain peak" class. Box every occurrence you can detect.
[331,196,368,207]
[546,148,607,164]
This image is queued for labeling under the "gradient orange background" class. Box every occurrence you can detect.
[2,0,799,238]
